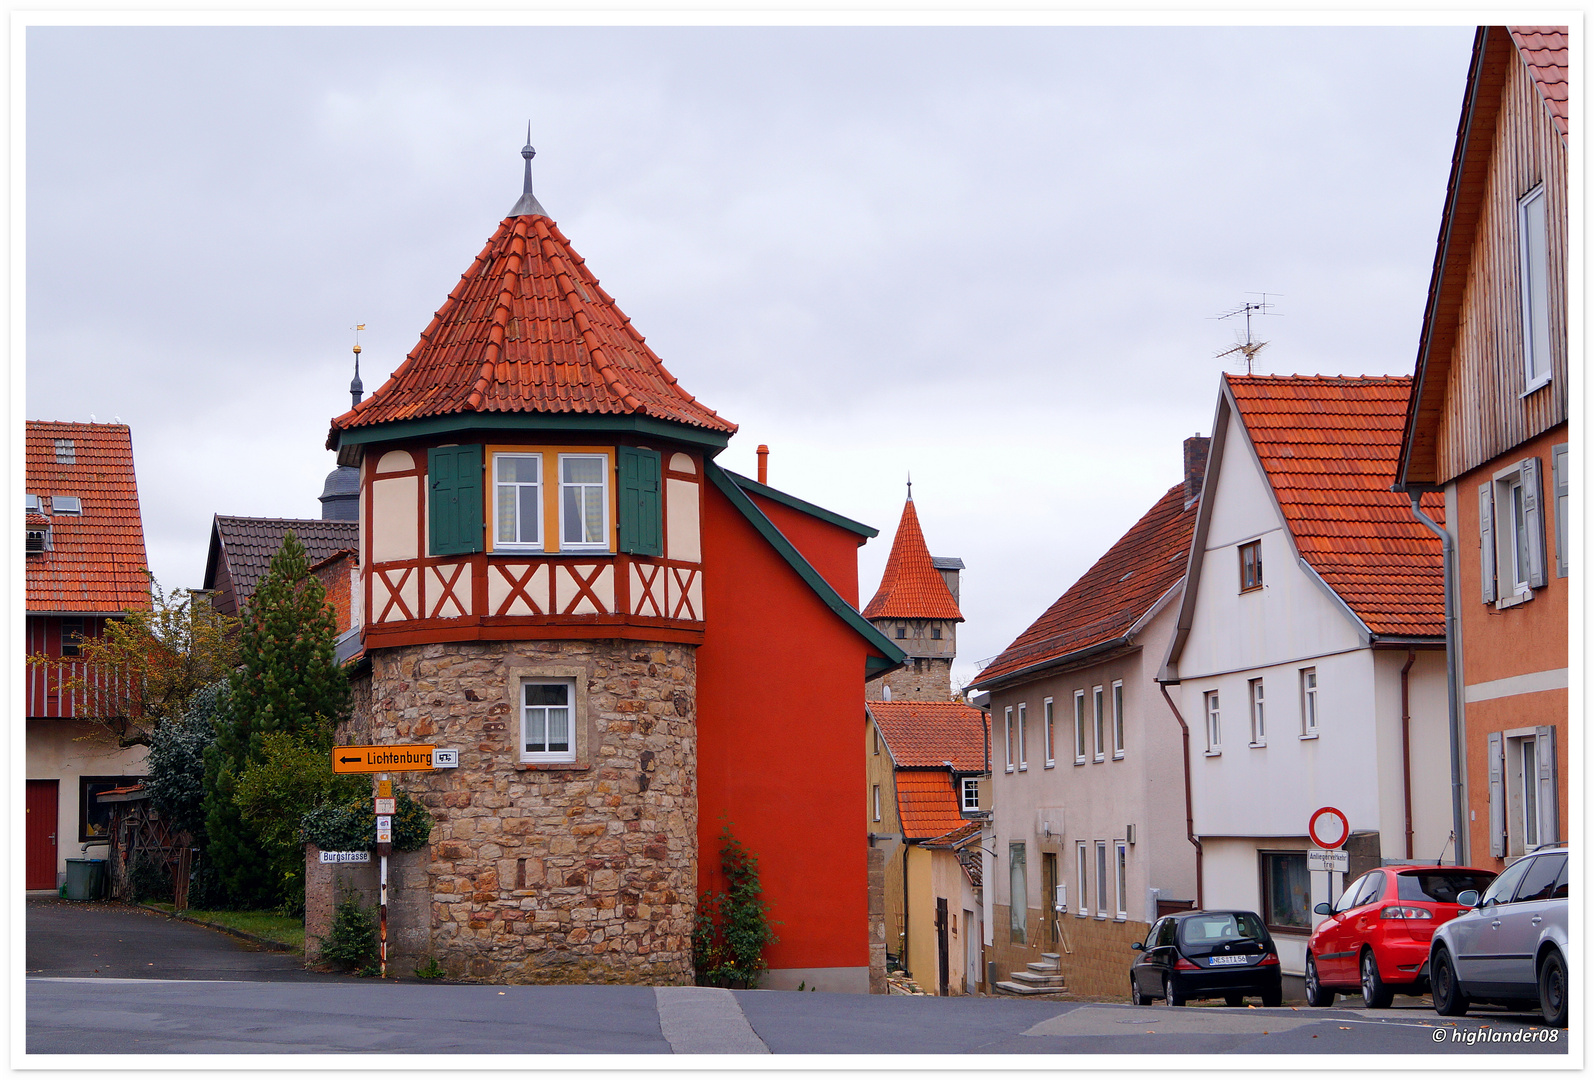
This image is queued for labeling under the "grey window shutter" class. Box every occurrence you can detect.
[1478,482,1497,604]
[1487,731,1505,857]
[1521,456,1547,588]
[1552,444,1569,578]
[1534,725,1559,845]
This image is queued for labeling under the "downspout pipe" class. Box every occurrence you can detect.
[1407,493,1466,866]
[1401,649,1416,860]
[1159,683,1203,910]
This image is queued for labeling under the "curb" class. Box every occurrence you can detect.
[138,903,299,954]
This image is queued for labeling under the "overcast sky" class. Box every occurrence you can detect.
[23,22,1477,688]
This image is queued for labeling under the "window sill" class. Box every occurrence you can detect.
[1112,752,1125,760]
[1043,760,1056,769]
[515,760,587,771]
[1073,759,1087,767]
[1114,915,1127,922]
[1093,756,1105,764]
[1239,584,1263,595]
[1496,590,1533,610]
[1018,765,1028,772]
[1520,373,1552,398]
[1204,750,1222,758]
[1299,732,1319,741]
[1249,741,1266,749]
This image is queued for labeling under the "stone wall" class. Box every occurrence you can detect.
[990,904,1149,1000]
[867,845,887,993]
[344,637,698,984]
[304,844,431,968]
[866,658,957,703]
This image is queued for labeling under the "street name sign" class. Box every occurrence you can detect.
[1308,848,1349,873]
[318,851,371,864]
[332,745,435,773]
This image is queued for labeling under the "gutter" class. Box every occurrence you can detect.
[1405,493,1466,866]
[1157,683,1203,910]
[1401,649,1417,861]
[970,635,1132,693]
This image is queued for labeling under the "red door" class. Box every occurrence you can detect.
[26,780,59,890]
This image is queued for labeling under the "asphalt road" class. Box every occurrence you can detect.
[26,900,1569,1058]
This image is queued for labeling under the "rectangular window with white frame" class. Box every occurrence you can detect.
[1111,680,1125,759]
[1518,183,1553,392]
[1073,691,1087,765]
[1095,841,1108,917]
[1043,697,1055,767]
[521,678,576,763]
[961,776,979,812]
[1114,840,1128,919]
[1480,457,1547,606]
[1249,678,1266,746]
[493,452,543,550]
[872,784,881,822]
[1004,707,1014,772]
[1075,841,1089,917]
[558,453,609,550]
[1300,669,1318,737]
[1017,703,1028,770]
[1204,690,1221,754]
[1092,686,1105,762]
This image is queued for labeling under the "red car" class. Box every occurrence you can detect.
[1305,865,1496,1008]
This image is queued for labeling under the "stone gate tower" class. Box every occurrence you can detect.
[863,489,964,702]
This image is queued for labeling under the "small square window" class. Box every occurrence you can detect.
[1239,540,1263,591]
[521,679,576,763]
[24,493,40,513]
[931,626,942,640]
[54,439,74,464]
[896,626,906,640]
[961,776,979,812]
[60,618,85,658]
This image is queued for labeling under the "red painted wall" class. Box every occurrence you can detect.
[696,481,877,976]
[748,493,865,609]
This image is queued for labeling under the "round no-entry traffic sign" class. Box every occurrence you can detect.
[1308,806,1350,849]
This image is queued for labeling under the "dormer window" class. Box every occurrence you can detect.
[26,527,50,554]
[961,776,979,812]
[52,496,82,515]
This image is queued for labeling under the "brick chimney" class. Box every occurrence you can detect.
[1183,434,1210,508]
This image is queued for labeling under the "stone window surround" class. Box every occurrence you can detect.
[506,658,595,772]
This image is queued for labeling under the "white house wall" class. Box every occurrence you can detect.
[1371,648,1452,863]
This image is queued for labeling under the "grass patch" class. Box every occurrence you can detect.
[147,903,304,952]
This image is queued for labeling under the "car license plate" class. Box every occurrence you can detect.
[1207,955,1249,966]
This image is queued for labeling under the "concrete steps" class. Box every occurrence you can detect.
[996,953,1067,996]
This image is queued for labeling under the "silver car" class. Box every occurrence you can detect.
[1428,846,1568,1027]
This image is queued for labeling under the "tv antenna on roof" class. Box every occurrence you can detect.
[1211,293,1280,374]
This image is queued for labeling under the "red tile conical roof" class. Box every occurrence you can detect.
[329,205,735,442]
[862,498,962,621]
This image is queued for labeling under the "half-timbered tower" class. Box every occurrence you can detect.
[323,142,902,988]
[863,491,964,703]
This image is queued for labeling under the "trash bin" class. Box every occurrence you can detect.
[64,858,105,901]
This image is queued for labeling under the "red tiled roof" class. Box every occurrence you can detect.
[26,422,149,613]
[977,480,1197,686]
[894,771,969,841]
[329,212,734,441]
[1510,27,1569,140]
[862,498,962,621]
[1228,375,1444,637]
[869,700,988,770]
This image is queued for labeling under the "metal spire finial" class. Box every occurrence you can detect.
[350,323,365,408]
[510,123,547,218]
[907,472,913,501]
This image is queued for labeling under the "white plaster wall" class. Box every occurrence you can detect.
[371,475,418,563]
[665,478,700,563]
[1179,410,1363,683]
[1183,649,1381,838]
[1372,649,1454,863]
[27,720,147,880]
[1199,835,1325,976]
[987,598,1197,930]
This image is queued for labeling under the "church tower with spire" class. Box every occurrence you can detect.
[862,485,964,702]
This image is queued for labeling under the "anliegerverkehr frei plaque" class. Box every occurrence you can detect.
[332,745,435,773]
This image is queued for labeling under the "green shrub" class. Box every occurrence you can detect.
[301,790,433,853]
[317,891,378,972]
[693,823,778,989]
[414,957,445,980]
[125,851,172,904]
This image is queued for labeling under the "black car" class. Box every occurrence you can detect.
[1130,910,1284,1006]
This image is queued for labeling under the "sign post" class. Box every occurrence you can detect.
[1307,806,1351,909]
[376,778,393,978]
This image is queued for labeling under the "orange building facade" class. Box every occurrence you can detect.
[1396,27,1569,869]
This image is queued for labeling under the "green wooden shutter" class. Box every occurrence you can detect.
[428,445,483,556]
[616,446,662,557]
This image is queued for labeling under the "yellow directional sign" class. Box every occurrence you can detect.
[332,745,434,773]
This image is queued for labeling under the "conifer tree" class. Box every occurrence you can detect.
[202,531,350,908]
